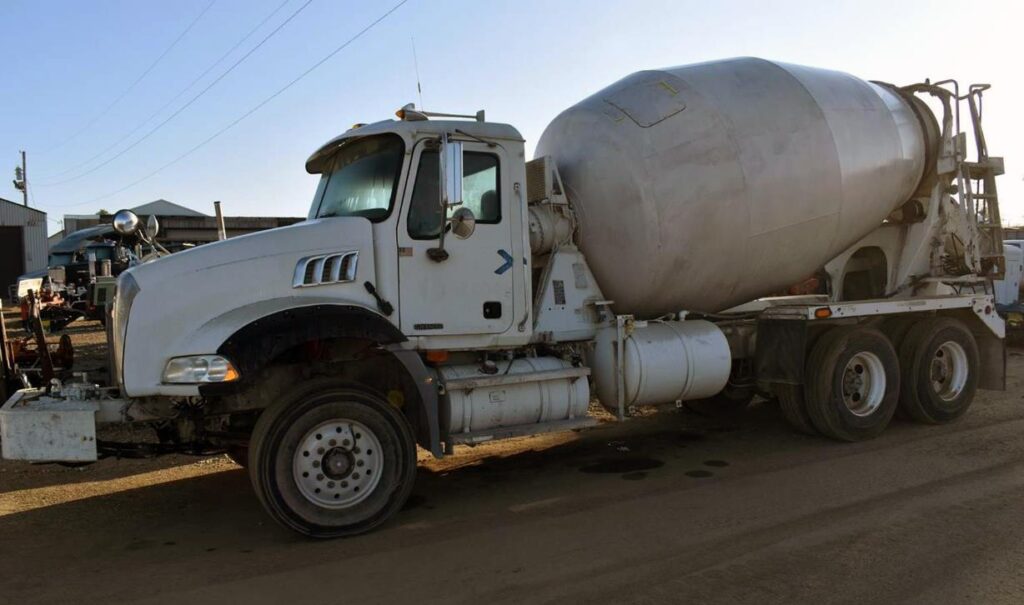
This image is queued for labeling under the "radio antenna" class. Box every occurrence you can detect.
[411,36,424,109]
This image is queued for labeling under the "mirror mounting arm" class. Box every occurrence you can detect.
[426,247,450,263]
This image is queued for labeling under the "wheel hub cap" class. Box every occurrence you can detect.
[842,352,885,417]
[931,341,968,401]
[323,448,354,479]
[293,419,384,509]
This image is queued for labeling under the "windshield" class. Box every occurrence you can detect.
[310,134,405,221]
[87,246,115,261]
[48,252,74,266]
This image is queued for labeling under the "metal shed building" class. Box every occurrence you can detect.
[0,197,47,298]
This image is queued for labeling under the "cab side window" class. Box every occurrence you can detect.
[408,150,500,239]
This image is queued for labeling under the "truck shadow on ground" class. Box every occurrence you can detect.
[0,399,987,602]
[0,401,803,536]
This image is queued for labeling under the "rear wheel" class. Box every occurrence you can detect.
[898,318,979,424]
[804,326,900,441]
[249,380,416,538]
[776,384,817,435]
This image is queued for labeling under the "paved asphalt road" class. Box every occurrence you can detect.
[2,349,1024,604]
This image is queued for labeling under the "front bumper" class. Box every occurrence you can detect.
[0,388,145,462]
[0,389,99,462]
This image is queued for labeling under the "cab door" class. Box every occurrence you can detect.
[396,138,515,336]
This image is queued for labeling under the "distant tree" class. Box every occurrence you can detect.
[97,209,111,216]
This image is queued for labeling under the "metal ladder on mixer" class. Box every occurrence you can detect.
[960,84,1006,278]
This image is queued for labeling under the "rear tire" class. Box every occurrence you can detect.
[804,326,900,441]
[881,317,915,421]
[776,384,817,435]
[898,317,979,424]
[248,380,416,538]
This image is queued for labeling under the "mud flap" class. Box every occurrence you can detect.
[754,319,808,386]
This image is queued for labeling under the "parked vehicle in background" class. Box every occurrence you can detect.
[1,58,1007,537]
[15,224,143,331]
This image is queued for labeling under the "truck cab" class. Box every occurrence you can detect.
[303,114,532,350]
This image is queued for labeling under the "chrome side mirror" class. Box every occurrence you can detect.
[427,134,465,262]
[449,207,476,239]
[441,137,463,210]
[112,210,140,235]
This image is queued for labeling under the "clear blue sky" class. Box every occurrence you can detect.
[2,0,1021,234]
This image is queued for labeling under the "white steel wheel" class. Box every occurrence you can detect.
[898,318,979,424]
[804,326,900,442]
[841,352,886,417]
[292,419,384,509]
[249,381,417,538]
[931,341,969,402]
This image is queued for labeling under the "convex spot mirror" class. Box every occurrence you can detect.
[147,215,160,237]
[450,207,476,239]
[112,210,141,235]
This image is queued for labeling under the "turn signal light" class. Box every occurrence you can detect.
[425,350,449,363]
[814,307,833,319]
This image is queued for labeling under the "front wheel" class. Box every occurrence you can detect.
[248,381,417,538]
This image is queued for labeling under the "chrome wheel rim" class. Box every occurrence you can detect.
[931,341,968,401]
[293,419,384,508]
[842,352,886,417]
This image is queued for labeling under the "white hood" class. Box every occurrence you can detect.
[120,217,382,397]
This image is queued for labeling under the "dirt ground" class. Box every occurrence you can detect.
[2,318,1024,604]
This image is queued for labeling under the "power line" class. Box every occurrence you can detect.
[37,0,313,188]
[53,0,410,210]
[41,0,218,155]
[37,0,293,182]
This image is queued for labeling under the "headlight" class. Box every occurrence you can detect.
[162,355,240,384]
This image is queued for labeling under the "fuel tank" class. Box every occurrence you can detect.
[535,57,930,314]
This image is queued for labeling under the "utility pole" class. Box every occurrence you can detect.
[12,150,27,206]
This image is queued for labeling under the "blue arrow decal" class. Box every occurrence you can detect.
[495,249,513,275]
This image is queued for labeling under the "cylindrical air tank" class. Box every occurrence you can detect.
[440,357,590,434]
[591,319,731,409]
[535,57,932,315]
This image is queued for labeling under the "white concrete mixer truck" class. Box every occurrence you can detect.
[0,58,1008,537]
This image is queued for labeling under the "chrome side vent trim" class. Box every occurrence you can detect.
[293,251,358,288]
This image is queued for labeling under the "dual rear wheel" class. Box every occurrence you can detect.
[777,318,979,441]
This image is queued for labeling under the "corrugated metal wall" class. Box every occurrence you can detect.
[0,199,48,273]
[1004,227,1024,241]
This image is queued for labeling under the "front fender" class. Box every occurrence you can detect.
[213,303,405,382]
[123,295,384,397]
[201,303,443,458]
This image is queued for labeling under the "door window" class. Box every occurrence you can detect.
[407,151,500,239]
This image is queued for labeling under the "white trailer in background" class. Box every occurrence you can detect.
[995,244,1023,306]
[1,58,1007,537]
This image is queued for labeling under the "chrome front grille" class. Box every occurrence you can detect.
[293,251,358,288]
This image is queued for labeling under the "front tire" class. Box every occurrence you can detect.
[225,446,248,468]
[248,380,416,538]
